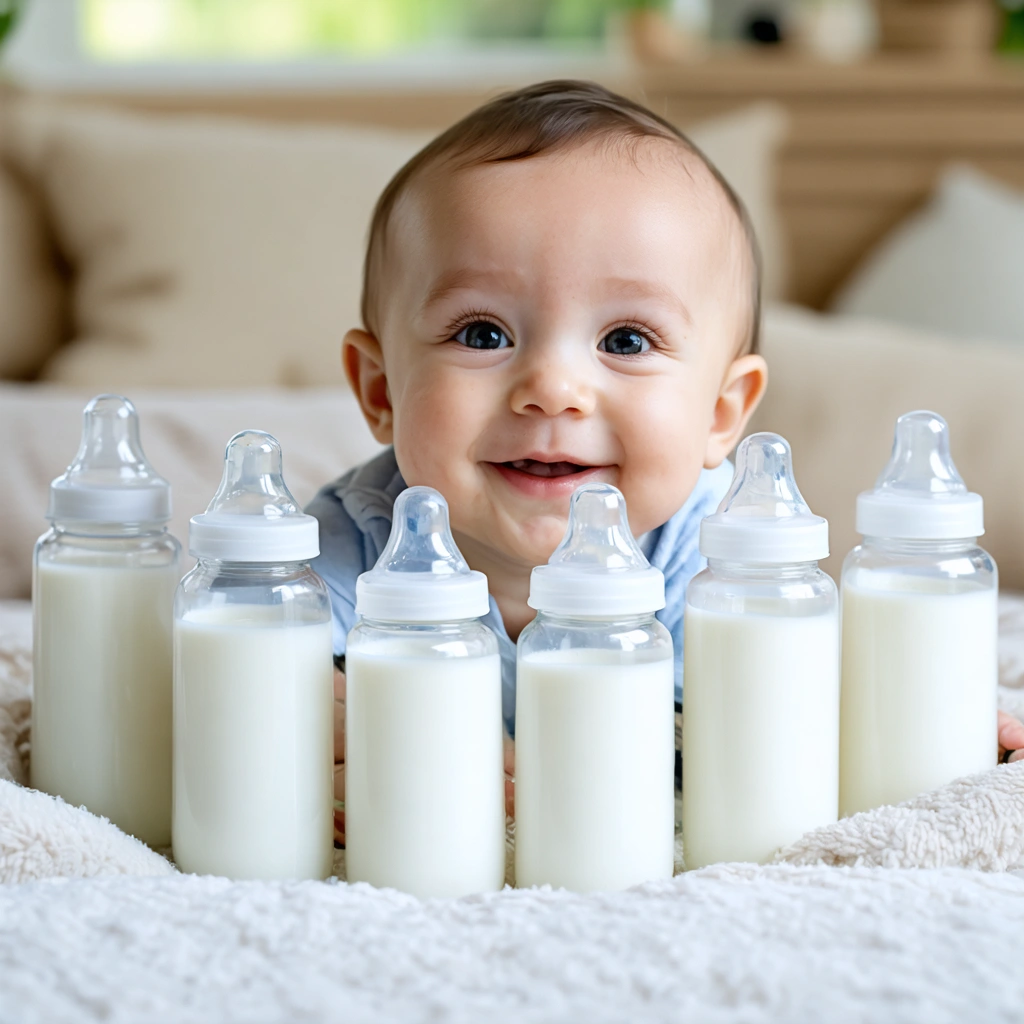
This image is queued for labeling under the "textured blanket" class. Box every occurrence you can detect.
[3,599,1024,1023]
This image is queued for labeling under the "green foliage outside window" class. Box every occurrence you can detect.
[82,0,660,60]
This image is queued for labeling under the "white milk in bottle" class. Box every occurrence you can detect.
[683,433,839,869]
[32,395,180,847]
[516,484,675,892]
[345,487,505,899]
[173,431,333,881]
[840,411,997,816]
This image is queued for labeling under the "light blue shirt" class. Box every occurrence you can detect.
[307,448,733,736]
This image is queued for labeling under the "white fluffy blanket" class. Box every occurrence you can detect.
[3,598,1024,1023]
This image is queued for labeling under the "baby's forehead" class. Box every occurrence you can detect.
[385,137,746,283]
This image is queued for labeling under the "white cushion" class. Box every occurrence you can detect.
[832,165,1024,344]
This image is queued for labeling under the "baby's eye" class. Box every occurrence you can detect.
[454,321,511,350]
[599,328,649,356]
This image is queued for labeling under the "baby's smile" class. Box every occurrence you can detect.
[487,456,611,499]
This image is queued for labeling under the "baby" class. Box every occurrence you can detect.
[308,80,1024,842]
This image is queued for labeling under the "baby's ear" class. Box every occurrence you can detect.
[704,353,768,468]
[343,328,394,444]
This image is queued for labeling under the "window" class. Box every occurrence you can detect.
[81,0,625,61]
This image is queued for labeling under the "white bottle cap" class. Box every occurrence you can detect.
[189,430,319,562]
[700,432,829,564]
[355,486,488,622]
[528,483,665,617]
[47,394,172,526]
[856,411,983,540]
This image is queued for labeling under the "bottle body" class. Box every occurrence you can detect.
[344,618,505,898]
[515,611,675,892]
[683,560,839,869]
[839,537,997,816]
[172,558,334,880]
[32,524,180,847]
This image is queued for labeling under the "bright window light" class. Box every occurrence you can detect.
[80,0,623,61]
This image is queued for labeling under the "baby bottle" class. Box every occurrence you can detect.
[173,431,334,881]
[32,395,180,848]
[840,411,997,816]
[516,483,675,892]
[683,433,839,869]
[345,486,505,899]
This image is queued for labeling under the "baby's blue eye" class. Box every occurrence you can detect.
[599,328,649,356]
[454,321,511,350]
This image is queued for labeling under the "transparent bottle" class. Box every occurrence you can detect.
[173,430,334,881]
[683,433,839,869]
[840,411,997,816]
[32,395,180,848]
[516,483,675,892]
[345,486,505,899]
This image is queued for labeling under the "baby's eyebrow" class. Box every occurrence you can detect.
[598,277,693,327]
[422,267,526,309]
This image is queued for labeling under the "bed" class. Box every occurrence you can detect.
[3,61,1024,1022]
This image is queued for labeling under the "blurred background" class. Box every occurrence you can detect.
[2,0,1024,598]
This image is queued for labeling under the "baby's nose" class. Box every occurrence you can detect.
[509,349,598,418]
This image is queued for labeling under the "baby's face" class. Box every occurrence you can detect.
[348,139,764,573]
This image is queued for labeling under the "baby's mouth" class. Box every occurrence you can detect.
[503,459,593,479]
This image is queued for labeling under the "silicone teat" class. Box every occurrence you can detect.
[717,433,815,519]
[375,487,472,576]
[205,430,301,520]
[188,430,320,562]
[528,483,665,616]
[355,487,488,621]
[699,432,828,563]
[856,410,983,540]
[874,411,967,497]
[48,394,171,524]
[548,483,650,571]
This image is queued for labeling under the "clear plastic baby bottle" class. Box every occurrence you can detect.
[840,411,997,816]
[32,395,180,848]
[173,430,333,881]
[345,486,505,899]
[516,483,675,892]
[683,433,839,869]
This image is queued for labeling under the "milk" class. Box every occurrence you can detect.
[682,606,839,869]
[345,641,505,898]
[840,579,997,816]
[514,649,675,892]
[32,560,178,847]
[172,605,334,880]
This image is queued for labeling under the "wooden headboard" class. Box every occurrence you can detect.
[28,52,1024,309]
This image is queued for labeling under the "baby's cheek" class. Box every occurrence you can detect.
[617,399,710,530]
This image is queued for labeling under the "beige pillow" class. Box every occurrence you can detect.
[686,102,788,303]
[5,97,786,390]
[5,100,428,389]
[0,384,384,600]
[0,127,67,378]
[751,304,1024,589]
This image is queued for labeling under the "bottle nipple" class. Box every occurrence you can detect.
[188,430,320,562]
[355,487,489,622]
[204,430,301,520]
[857,411,983,540]
[47,394,171,525]
[528,483,665,616]
[700,433,828,563]
[547,483,649,570]
[874,411,967,497]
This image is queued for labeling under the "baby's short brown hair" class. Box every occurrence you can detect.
[361,79,761,354]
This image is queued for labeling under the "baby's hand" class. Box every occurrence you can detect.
[998,710,1024,764]
[334,668,345,845]
[504,734,515,820]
